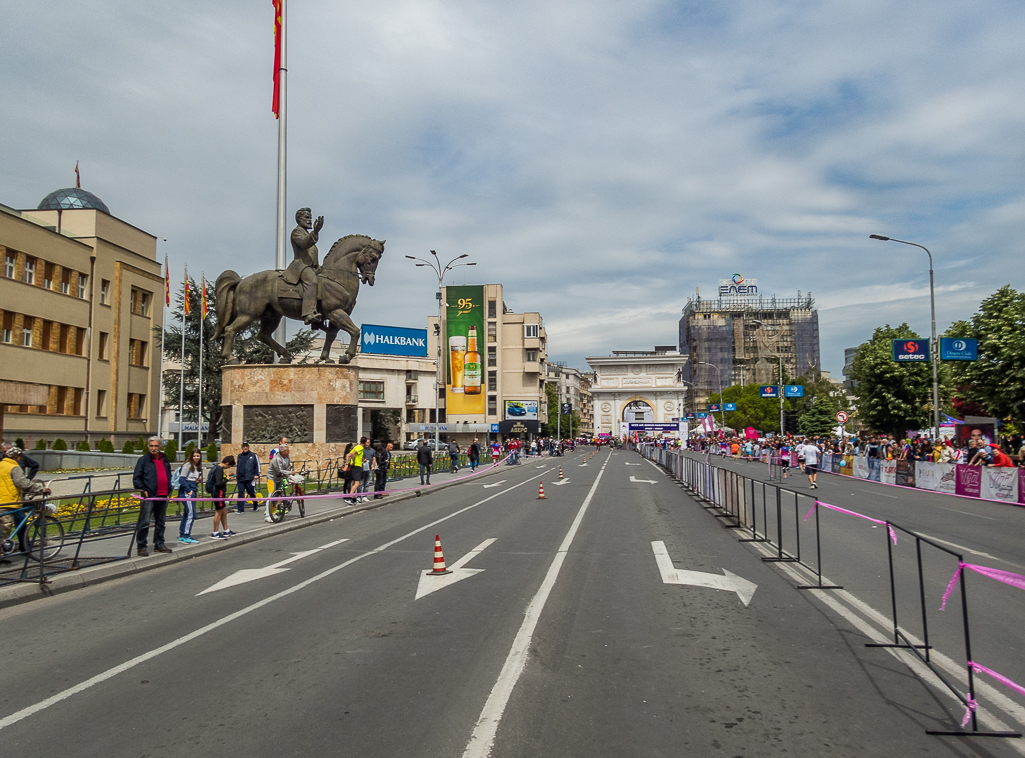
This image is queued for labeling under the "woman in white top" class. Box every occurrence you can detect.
[177,449,203,544]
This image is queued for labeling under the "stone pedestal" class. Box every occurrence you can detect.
[220,364,360,466]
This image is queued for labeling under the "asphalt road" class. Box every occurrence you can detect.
[2,448,1021,756]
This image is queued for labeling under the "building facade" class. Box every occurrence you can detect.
[678,290,820,414]
[586,349,688,439]
[545,363,593,439]
[1,189,162,447]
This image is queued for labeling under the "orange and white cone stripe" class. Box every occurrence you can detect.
[429,534,451,575]
[538,481,546,499]
[558,467,563,479]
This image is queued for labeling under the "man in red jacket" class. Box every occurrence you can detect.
[132,437,173,557]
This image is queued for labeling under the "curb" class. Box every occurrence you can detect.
[0,463,514,611]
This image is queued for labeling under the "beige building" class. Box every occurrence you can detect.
[545,363,594,438]
[428,283,547,443]
[0,188,162,447]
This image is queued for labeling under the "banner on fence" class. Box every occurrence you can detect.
[895,459,916,488]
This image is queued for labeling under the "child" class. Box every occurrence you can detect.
[177,449,203,544]
[207,455,236,540]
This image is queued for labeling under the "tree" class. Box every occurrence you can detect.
[945,285,1025,425]
[160,275,316,443]
[709,383,789,433]
[799,396,837,437]
[850,323,936,437]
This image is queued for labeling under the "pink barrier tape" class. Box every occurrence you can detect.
[940,561,1025,610]
[961,697,977,728]
[959,661,1025,727]
[804,500,897,545]
[131,457,512,504]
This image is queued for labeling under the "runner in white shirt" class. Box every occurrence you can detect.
[801,438,822,489]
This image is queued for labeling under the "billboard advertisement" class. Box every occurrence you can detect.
[759,385,779,398]
[784,385,804,398]
[892,339,929,362]
[505,400,539,420]
[724,403,737,411]
[445,285,485,416]
[940,338,978,361]
[360,324,428,357]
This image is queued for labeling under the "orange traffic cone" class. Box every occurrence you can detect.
[537,481,546,499]
[558,467,564,479]
[428,534,452,575]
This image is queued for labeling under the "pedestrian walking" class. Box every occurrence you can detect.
[448,440,460,473]
[801,438,822,489]
[235,441,260,513]
[468,439,480,472]
[132,437,173,557]
[176,449,202,544]
[417,440,433,485]
[373,442,393,499]
[206,455,236,539]
[491,441,500,463]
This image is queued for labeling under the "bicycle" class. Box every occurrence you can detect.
[1,496,64,562]
[269,470,307,523]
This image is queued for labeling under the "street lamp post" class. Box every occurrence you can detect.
[698,361,726,435]
[675,368,693,441]
[869,235,940,441]
[752,320,785,436]
[406,251,477,454]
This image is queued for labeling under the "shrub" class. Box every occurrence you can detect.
[137,435,146,451]
[77,440,91,451]
[163,439,178,463]
[53,438,68,451]
[15,437,25,449]
[98,439,115,453]
[122,441,136,454]
[34,439,47,450]
[183,442,196,462]
[206,441,218,462]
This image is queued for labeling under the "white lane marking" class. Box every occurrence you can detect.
[935,506,997,521]
[578,463,588,467]
[0,472,553,733]
[651,541,757,606]
[482,480,507,489]
[553,479,570,486]
[317,538,350,550]
[629,475,658,484]
[462,456,610,758]
[916,532,1019,566]
[198,545,346,595]
[625,462,641,466]
[415,538,496,600]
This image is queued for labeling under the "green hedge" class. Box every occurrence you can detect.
[206,441,218,462]
[34,439,47,450]
[122,441,136,454]
[53,438,68,451]
[76,440,91,451]
[98,439,115,453]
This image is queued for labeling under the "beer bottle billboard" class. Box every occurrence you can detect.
[445,285,485,415]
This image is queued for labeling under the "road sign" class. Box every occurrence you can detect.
[723,402,737,411]
[490,424,499,433]
[836,411,849,424]
[940,337,978,361]
[784,385,804,398]
[759,385,779,398]
[708,403,721,412]
[560,402,572,414]
[685,413,696,420]
[892,339,929,362]
[697,412,707,418]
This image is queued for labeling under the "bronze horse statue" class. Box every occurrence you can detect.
[214,234,385,364]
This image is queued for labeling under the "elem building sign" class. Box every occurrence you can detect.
[718,273,758,297]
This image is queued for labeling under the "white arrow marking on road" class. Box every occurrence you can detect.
[630,475,658,484]
[553,479,570,486]
[625,462,641,466]
[651,541,757,606]
[578,463,588,467]
[197,541,349,595]
[482,480,507,489]
[416,538,496,600]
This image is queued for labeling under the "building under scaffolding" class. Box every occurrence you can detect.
[678,292,821,414]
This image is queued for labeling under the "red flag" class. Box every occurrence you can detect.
[184,267,191,317]
[272,0,282,118]
[164,255,170,306]
[202,276,208,319]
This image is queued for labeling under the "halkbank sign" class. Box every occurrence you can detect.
[360,324,429,357]
[718,273,758,297]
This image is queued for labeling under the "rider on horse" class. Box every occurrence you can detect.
[282,207,323,324]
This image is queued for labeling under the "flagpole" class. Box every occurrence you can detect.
[273,0,288,356]
[178,267,187,451]
[159,254,167,442]
[198,274,205,452]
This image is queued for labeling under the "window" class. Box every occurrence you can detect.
[524,324,539,339]
[488,396,497,416]
[72,388,82,416]
[128,393,146,419]
[75,328,85,355]
[487,323,497,343]
[132,288,151,316]
[129,339,147,367]
[488,300,497,318]
[77,273,87,299]
[487,346,496,367]
[100,280,110,305]
[60,269,71,295]
[24,258,35,285]
[44,262,54,290]
[526,349,538,362]
[98,332,109,360]
[21,317,33,347]
[488,371,497,392]
[96,389,107,417]
[41,321,52,351]
[5,253,16,279]
[358,380,384,400]
[1,312,12,343]
[56,386,67,415]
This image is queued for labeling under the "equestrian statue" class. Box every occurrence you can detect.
[214,207,385,365]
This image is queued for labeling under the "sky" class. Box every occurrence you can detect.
[3,0,1024,378]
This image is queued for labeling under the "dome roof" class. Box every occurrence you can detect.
[37,187,110,215]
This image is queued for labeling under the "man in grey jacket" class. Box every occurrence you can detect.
[266,443,293,522]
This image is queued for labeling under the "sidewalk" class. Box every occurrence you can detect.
[0,460,517,609]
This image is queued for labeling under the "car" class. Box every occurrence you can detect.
[507,403,527,417]
[404,438,444,451]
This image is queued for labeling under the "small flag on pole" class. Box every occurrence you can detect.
[164,255,170,307]
[183,266,191,317]
[202,276,208,319]
[272,0,282,118]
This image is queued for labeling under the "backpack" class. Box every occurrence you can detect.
[206,466,218,493]
[171,466,183,491]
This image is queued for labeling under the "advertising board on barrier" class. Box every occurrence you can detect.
[445,285,485,416]
[982,468,1018,502]
[360,324,428,357]
[895,459,916,488]
[627,422,682,432]
[955,464,982,498]
[880,460,897,485]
